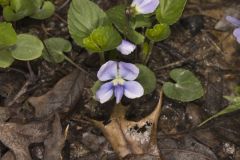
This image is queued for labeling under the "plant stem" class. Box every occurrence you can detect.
[64,55,96,79]
[64,55,84,71]
[99,52,105,65]
[144,41,154,64]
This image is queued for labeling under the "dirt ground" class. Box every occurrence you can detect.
[0,0,240,159]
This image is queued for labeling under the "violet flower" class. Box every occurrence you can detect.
[96,61,144,104]
[131,0,160,15]
[226,16,240,43]
[117,40,136,55]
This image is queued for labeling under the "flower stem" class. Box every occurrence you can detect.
[143,41,154,64]
[99,52,105,65]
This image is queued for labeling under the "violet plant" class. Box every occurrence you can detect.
[117,40,136,55]
[0,0,55,21]
[96,61,144,103]
[130,0,160,15]
[67,0,200,104]
[0,22,74,68]
[226,16,240,43]
[1,0,203,105]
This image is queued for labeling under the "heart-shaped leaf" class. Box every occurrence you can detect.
[83,25,121,53]
[68,0,110,47]
[107,5,144,44]
[42,37,72,63]
[0,49,14,68]
[3,0,36,21]
[30,1,55,20]
[0,22,17,49]
[163,68,204,102]
[156,0,187,25]
[11,34,44,61]
[136,64,156,95]
[145,23,170,42]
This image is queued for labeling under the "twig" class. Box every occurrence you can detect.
[57,0,70,11]
[7,62,37,106]
[155,50,215,71]
[41,23,53,36]
[7,80,32,106]
[54,13,67,24]
[157,59,191,70]
[27,62,36,80]
[7,68,28,78]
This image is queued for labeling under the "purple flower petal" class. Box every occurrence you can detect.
[117,40,136,55]
[119,62,139,81]
[124,81,144,99]
[114,85,124,103]
[131,0,145,7]
[132,0,159,14]
[97,61,117,81]
[236,38,240,44]
[233,28,240,38]
[96,82,113,103]
[233,28,240,43]
[226,16,240,27]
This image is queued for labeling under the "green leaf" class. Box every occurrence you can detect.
[11,34,44,61]
[30,1,55,20]
[107,5,144,44]
[42,37,72,63]
[140,42,150,62]
[107,5,128,32]
[0,22,17,49]
[136,64,156,95]
[234,86,240,96]
[68,0,110,47]
[91,80,102,95]
[163,68,204,102]
[83,25,121,53]
[224,96,240,103]
[145,23,170,42]
[156,0,187,25]
[131,15,152,29]
[0,0,9,6]
[199,96,240,126]
[127,30,145,45]
[3,0,36,21]
[0,49,14,68]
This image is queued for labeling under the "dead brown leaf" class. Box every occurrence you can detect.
[28,70,85,118]
[93,91,163,159]
[44,114,66,160]
[0,120,50,160]
[1,151,15,160]
[159,135,218,160]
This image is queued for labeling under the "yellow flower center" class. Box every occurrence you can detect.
[112,77,125,86]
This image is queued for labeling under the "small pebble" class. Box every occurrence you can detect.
[223,142,235,155]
